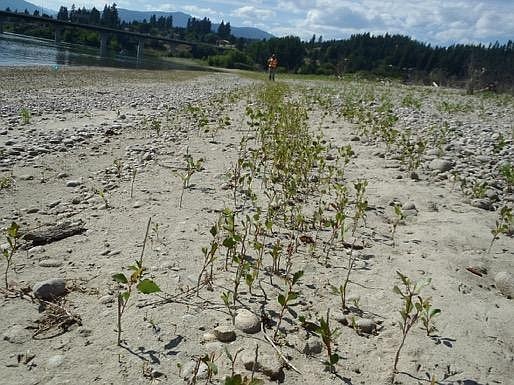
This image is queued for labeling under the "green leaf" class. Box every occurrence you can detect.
[287,292,299,302]
[128,263,139,271]
[392,285,402,295]
[210,225,218,237]
[278,294,286,306]
[120,291,130,302]
[329,353,340,365]
[137,279,161,294]
[205,361,218,375]
[292,270,304,285]
[224,374,242,385]
[7,222,19,238]
[112,273,128,284]
[430,308,441,317]
[223,237,237,248]
[223,346,233,362]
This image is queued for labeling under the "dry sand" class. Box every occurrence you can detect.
[0,67,513,385]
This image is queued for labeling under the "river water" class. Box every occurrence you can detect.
[0,32,205,70]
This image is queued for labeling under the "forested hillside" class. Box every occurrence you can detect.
[3,3,513,90]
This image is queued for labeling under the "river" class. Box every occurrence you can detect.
[0,32,207,70]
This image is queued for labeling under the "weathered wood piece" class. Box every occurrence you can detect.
[24,221,86,246]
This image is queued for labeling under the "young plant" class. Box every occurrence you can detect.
[274,270,303,340]
[201,352,219,383]
[470,180,487,199]
[176,149,204,208]
[221,291,235,325]
[96,188,109,209]
[232,253,251,308]
[391,203,405,246]
[315,309,340,373]
[269,240,283,277]
[0,175,15,190]
[391,271,439,382]
[221,208,242,272]
[499,163,514,191]
[488,206,513,253]
[2,222,21,289]
[112,219,161,346]
[150,118,161,136]
[113,159,123,178]
[223,347,262,385]
[19,108,31,125]
[419,300,441,336]
[197,223,219,295]
[130,167,137,199]
[323,183,348,262]
[329,180,368,308]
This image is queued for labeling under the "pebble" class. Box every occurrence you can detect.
[66,180,81,187]
[182,361,208,381]
[3,324,31,344]
[470,199,493,210]
[47,355,65,368]
[39,259,63,267]
[19,174,34,181]
[429,159,454,173]
[356,318,378,334]
[48,200,61,208]
[241,349,284,381]
[33,278,66,300]
[303,338,323,355]
[201,332,217,343]
[213,325,236,342]
[402,202,416,210]
[99,295,114,304]
[494,272,513,298]
[234,309,260,334]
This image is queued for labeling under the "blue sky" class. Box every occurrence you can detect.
[37,0,514,45]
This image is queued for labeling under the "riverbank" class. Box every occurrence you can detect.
[0,67,513,385]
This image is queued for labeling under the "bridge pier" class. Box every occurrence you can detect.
[137,39,144,61]
[99,32,109,57]
[54,25,63,42]
[0,18,4,34]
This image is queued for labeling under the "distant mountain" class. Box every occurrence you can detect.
[224,26,274,40]
[0,0,54,15]
[116,8,274,40]
[117,8,191,28]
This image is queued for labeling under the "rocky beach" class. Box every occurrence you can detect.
[0,67,512,385]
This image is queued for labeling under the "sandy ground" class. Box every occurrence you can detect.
[0,67,513,385]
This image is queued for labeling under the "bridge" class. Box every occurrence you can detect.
[0,10,227,59]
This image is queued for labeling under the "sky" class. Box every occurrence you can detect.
[37,0,514,46]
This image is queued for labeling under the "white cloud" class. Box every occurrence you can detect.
[182,5,222,18]
[232,5,275,21]
[38,0,514,45]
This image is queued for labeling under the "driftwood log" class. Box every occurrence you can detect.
[24,220,86,246]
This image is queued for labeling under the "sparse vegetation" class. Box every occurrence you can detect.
[19,107,31,125]
[112,218,161,346]
[392,272,439,382]
[2,222,22,289]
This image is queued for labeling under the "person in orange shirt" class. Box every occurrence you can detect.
[267,53,278,81]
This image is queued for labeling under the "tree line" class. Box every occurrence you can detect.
[3,4,513,89]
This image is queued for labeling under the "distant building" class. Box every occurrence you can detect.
[216,39,234,48]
